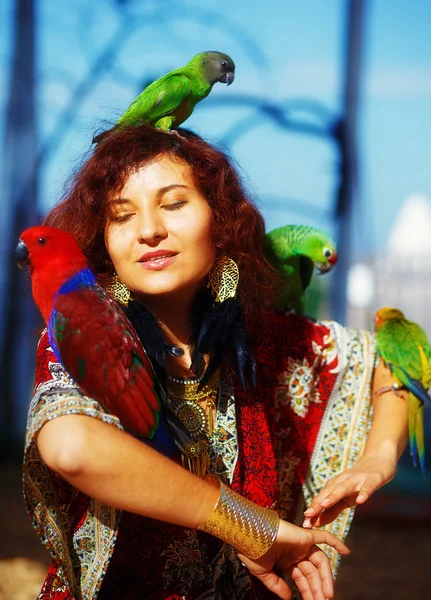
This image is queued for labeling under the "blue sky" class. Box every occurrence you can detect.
[1,0,430,257]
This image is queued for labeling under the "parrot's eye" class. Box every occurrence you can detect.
[323,247,332,258]
[37,237,47,245]
[221,60,228,68]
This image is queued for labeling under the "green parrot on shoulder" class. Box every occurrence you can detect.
[264,225,338,314]
[93,51,235,143]
[374,307,431,475]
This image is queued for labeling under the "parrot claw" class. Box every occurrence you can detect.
[375,384,406,398]
[166,129,183,139]
[156,127,183,139]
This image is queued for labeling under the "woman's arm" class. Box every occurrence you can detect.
[38,414,219,528]
[303,359,408,527]
[38,413,349,600]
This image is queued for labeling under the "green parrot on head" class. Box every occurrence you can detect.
[264,225,338,314]
[93,51,235,143]
[374,307,431,475]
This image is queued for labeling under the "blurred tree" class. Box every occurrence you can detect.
[0,0,39,454]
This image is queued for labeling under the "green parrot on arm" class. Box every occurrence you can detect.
[374,307,431,475]
[93,51,235,143]
[264,225,338,314]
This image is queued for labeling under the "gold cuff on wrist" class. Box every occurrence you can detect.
[198,481,279,559]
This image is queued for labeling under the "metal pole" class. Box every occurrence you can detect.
[331,0,366,324]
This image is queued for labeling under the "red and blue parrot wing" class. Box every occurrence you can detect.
[48,270,160,439]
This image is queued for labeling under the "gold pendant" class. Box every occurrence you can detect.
[166,369,220,479]
[181,439,210,478]
[206,399,216,436]
[177,402,207,434]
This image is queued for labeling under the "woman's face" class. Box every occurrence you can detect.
[105,155,216,300]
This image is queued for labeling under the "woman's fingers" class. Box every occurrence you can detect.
[289,563,315,600]
[308,545,335,598]
[356,479,376,503]
[305,479,353,515]
[303,496,356,528]
[303,480,339,517]
[303,476,379,527]
[304,457,394,527]
[309,528,351,555]
[290,558,328,600]
[255,570,292,600]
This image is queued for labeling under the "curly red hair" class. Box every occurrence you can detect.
[44,124,279,326]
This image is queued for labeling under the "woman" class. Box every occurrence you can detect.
[25,125,407,599]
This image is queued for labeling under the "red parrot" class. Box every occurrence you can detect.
[16,225,159,439]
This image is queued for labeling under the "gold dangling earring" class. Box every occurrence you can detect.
[106,274,131,306]
[208,256,239,303]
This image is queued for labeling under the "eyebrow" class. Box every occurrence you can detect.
[156,184,190,197]
[110,184,190,205]
[109,198,132,207]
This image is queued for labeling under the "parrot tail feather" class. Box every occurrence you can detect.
[400,368,431,405]
[408,391,426,475]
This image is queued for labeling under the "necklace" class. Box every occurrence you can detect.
[166,370,220,478]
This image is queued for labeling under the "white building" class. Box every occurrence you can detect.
[347,193,431,337]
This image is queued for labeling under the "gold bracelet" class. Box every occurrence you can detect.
[198,481,279,559]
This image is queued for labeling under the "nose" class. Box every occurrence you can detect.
[136,208,168,244]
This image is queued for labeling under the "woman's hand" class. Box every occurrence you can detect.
[238,519,350,600]
[302,454,397,528]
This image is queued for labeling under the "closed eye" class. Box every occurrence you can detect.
[162,201,187,211]
[111,213,135,224]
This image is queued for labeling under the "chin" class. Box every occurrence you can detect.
[133,276,207,300]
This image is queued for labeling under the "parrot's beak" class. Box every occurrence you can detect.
[315,262,334,273]
[220,71,235,86]
[15,239,30,269]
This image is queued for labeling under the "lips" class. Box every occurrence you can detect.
[138,249,178,271]
[138,250,177,263]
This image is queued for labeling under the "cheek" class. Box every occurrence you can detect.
[192,215,216,266]
[104,228,129,272]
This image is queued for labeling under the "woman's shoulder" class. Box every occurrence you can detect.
[251,309,340,373]
[34,328,62,388]
[257,309,332,343]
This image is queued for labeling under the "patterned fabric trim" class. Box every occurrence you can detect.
[208,374,238,483]
[295,322,376,572]
[24,335,123,599]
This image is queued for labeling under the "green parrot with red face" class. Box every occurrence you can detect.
[264,225,338,314]
[16,225,160,440]
[374,307,431,474]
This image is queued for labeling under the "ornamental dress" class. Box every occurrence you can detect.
[24,311,376,600]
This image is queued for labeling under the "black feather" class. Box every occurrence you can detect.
[124,299,184,382]
[197,297,256,391]
[124,290,255,392]
[189,287,213,377]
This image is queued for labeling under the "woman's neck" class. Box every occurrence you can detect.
[144,294,192,344]
[140,290,199,378]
